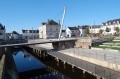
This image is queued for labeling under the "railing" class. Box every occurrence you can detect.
[61,48,120,65]
[48,48,120,79]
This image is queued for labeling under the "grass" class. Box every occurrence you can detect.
[114,38,120,40]
[106,41,120,43]
[93,46,120,50]
[92,37,120,50]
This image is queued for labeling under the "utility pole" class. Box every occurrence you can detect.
[94,21,95,34]
[58,6,66,41]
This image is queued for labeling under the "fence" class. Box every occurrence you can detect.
[49,48,120,79]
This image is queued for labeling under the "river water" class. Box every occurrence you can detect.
[12,48,71,79]
[12,48,97,79]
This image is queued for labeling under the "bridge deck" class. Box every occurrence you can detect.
[47,51,120,79]
[0,38,77,48]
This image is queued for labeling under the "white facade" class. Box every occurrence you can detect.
[11,31,21,39]
[101,24,120,35]
[89,25,101,34]
[66,27,80,37]
[61,30,66,37]
[39,20,60,39]
[0,24,6,40]
[22,30,39,40]
[99,19,120,35]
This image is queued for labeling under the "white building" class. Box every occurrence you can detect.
[78,25,89,37]
[66,27,80,37]
[89,25,101,34]
[6,31,23,40]
[61,30,66,37]
[101,19,120,35]
[0,23,6,40]
[22,29,39,40]
[11,31,21,39]
[39,19,60,39]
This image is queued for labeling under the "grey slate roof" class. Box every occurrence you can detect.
[42,19,59,25]
[12,31,19,34]
[68,27,79,30]
[0,23,5,30]
[78,25,90,29]
[91,25,101,28]
[103,18,120,25]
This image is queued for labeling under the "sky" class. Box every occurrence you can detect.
[0,0,120,33]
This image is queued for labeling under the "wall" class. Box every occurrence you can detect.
[75,38,92,49]
[101,24,120,35]
[0,55,5,79]
[0,30,6,40]
[39,24,60,39]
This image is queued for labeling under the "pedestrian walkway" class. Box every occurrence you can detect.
[47,50,120,79]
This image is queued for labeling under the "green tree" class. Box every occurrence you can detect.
[114,27,120,33]
[85,28,90,34]
[105,27,111,32]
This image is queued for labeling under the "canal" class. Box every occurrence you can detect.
[12,47,97,79]
[13,48,71,79]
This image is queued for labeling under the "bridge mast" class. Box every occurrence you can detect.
[58,6,66,41]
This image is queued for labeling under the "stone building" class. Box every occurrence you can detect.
[39,19,60,39]
[22,29,39,40]
[0,23,6,40]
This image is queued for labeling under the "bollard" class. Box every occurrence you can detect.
[56,58,59,66]
[63,61,66,68]
[72,64,75,72]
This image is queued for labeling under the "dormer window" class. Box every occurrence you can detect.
[113,21,116,24]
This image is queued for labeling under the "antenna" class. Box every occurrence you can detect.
[58,6,66,41]
[94,21,95,34]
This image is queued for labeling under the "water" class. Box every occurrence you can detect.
[12,48,70,79]
[13,50,45,72]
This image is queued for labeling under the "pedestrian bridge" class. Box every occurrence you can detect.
[0,38,77,48]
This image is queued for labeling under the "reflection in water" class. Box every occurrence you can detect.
[13,49,71,79]
[13,50,45,72]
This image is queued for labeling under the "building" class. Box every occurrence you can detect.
[11,31,21,39]
[61,30,66,38]
[0,23,6,40]
[6,31,23,40]
[89,25,101,34]
[22,29,39,40]
[78,25,89,37]
[39,19,60,39]
[101,19,120,35]
[66,27,80,37]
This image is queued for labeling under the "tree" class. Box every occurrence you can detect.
[99,29,103,35]
[114,27,120,33]
[105,27,111,32]
[85,28,90,34]
[114,27,120,36]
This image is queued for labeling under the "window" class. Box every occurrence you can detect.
[0,33,2,35]
[56,28,58,32]
[50,28,52,31]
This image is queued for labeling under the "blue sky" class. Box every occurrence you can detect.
[0,0,120,33]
